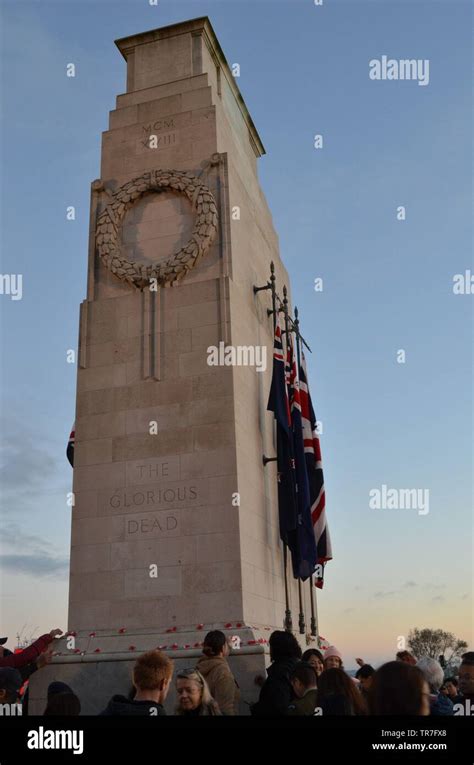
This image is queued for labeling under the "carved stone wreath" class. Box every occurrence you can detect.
[95,170,218,289]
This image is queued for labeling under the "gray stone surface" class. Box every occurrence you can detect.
[30,16,321,714]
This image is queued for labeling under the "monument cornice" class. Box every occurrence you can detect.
[115,16,266,159]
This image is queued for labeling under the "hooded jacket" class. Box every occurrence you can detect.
[99,695,166,716]
[287,688,319,716]
[195,655,240,715]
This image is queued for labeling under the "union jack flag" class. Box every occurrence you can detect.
[299,353,332,587]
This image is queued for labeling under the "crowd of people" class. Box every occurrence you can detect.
[0,628,472,716]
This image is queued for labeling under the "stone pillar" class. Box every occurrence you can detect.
[29,17,317,715]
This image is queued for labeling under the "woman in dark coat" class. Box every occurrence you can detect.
[251,631,302,716]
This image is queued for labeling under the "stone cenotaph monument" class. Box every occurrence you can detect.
[29,17,319,714]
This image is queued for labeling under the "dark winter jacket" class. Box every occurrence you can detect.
[430,692,453,716]
[287,688,319,716]
[251,657,300,716]
[99,695,166,716]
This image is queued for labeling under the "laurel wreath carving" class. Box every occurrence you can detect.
[95,170,218,288]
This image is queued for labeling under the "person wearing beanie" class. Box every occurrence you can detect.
[324,646,343,670]
[195,630,240,715]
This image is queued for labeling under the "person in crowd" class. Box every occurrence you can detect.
[0,637,53,683]
[302,649,324,677]
[47,681,74,700]
[323,646,344,670]
[0,667,22,706]
[355,663,375,702]
[456,652,474,705]
[396,650,417,666]
[287,662,319,715]
[175,668,220,716]
[1,633,58,715]
[42,681,80,715]
[44,692,81,716]
[440,677,460,703]
[251,630,302,716]
[317,668,367,715]
[100,649,173,716]
[195,630,240,715]
[417,657,453,715]
[369,661,430,715]
[0,630,62,670]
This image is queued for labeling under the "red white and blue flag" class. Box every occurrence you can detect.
[286,335,318,580]
[268,318,319,581]
[267,318,298,557]
[299,352,332,587]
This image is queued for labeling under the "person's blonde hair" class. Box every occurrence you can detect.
[132,650,173,691]
[175,668,220,715]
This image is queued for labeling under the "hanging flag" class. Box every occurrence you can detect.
[67,423,75,467]
[299,352,332,587]
[267,318,298,559]
[286,335,318,580]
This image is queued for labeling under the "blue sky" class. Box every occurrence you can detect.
[0,0,472,664]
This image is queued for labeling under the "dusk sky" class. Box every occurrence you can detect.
[0,0,472,667]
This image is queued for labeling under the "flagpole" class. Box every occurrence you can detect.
[294,306,318,638]
[283,287,306,635]
[267,263,293,633]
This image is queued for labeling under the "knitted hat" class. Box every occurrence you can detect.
[324,646,343,661]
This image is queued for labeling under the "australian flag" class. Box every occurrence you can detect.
[286,336,318,580]
[299,353,332,587]
[267,319,298,559]
[67,423,75,467]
